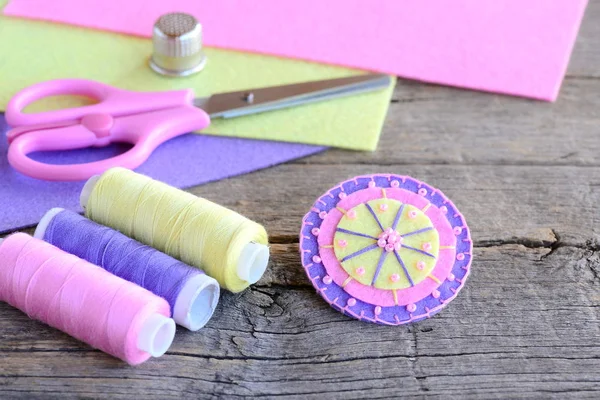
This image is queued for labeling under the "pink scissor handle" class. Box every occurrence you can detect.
[7,105,210,181]
[6,79,195,127]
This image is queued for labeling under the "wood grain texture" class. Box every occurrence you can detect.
[1,2,600,398]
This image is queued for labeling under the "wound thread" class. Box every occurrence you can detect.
[39,209,220,330]
[84,168,269,292]
[0,233,173,365]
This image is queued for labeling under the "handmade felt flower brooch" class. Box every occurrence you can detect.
[300,174,472,325]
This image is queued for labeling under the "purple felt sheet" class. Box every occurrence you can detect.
[0,113,326,233]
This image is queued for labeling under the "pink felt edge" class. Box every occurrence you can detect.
[4,0,589,101]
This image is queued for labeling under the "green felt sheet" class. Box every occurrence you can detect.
[0,1,394,150]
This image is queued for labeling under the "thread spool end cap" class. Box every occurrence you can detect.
[34,208,66,239]
[237,243,270,284]
[80,175,101,209]
[173,273,220,331]
[137,314,176,357]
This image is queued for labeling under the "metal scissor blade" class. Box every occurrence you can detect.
[195,74,392,119]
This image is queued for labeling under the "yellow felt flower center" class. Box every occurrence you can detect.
[333,198,439,290]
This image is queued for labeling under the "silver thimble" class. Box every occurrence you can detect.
[149,12,207,77]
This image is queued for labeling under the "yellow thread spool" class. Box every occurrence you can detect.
[80,168,269,292]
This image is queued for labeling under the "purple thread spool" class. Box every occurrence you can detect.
[35,208,220,331]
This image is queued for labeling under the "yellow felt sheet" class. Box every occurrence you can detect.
[0,2,394,151]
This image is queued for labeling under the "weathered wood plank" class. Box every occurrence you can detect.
[0,245,598,399]
[568,0,600,78]
[186,163,600,247]
[297,77,600,167]
[1,1,599,398]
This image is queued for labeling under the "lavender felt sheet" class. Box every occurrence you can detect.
[0,113,325,233]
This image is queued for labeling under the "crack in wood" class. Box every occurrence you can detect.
[565,75,600,81]
[268,235,301,244]
[409,327,431,392]
[271,231,600,255]
[289,158,600,167]
[163,350,531,364]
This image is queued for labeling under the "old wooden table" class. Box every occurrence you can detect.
[2,5,600,399]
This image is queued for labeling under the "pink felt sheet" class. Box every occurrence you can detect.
[4,0,588,101]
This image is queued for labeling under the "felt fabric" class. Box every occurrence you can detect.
[334,199,439,290]
[4,0,588,101]
[0,2,394,150]
[299,174,472,325]
[0,113,325,233]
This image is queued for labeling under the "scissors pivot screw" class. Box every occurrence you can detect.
[81,114,113,138]
[243,93,255,104]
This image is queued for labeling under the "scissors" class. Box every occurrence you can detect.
[5,74,391,181]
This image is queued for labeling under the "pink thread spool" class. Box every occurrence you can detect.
[0,233,176,365]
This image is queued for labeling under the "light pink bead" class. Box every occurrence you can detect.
[312,255,322,263]
[432,289,440,298]
[347,298,357,307]
[453,226,462,235]
[355,267,366,276]
[447,272,455,281]
[379,228,404,250]
[379,203,388,212]
[407,303,417,312]
[368,181,376,188]
[422,242,432,251]
[374,306,382,315]
[322,275,332,285]
[390,274,400,282]
[417,261,426,270]
[408,210,418,219]
[418,188,427,196]
[456,253,465,261]
[440,206,448,214]
[339,192,347,199]
[319,211,327,219]
[347,209,357,219]
[391,180,400,188]
[337,239,348,248]
[311,228,320,236]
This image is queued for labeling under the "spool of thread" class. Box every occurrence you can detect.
[0,233,175,365]
[80,168,270,292]
[35,208,220,331]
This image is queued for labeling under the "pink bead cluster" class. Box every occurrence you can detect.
[377,227,403,252]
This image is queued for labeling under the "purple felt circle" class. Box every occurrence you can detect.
[299,174,473,325]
